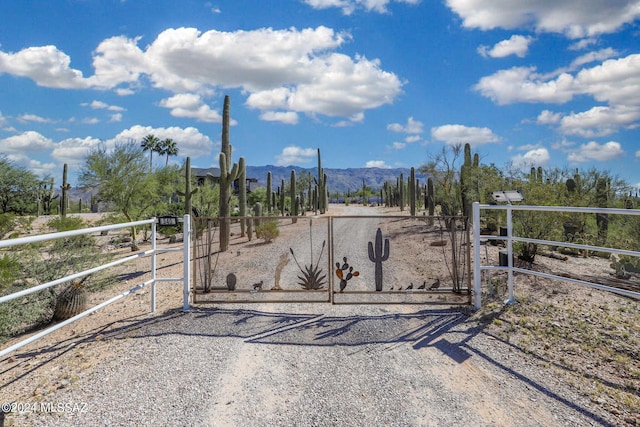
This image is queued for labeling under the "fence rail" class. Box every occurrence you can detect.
[0,215,191,359]
[472,202,640,309]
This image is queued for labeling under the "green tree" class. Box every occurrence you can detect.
[419,144,464,217]
[141,134,161,172]
[79,142,161,244]
[158,138,179,166]
[248,187,268,208]
[0,156,39,214]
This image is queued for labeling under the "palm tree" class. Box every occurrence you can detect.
[159,138,179,166]
[141,134,160,172]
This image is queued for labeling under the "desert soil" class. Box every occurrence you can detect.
[0,206,638,426]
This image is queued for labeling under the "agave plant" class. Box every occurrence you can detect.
[289,240,327,290]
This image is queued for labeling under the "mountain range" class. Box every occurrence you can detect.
[64,166,430,201]
[245,166,429,194]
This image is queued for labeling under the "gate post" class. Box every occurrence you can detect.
[151,218,157,312]
[473,202,482,310]
[182,214,192,312]
[505,206,516,305]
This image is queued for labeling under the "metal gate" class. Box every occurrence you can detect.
[192,215,471,305]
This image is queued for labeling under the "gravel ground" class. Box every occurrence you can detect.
[2,207,628,426]
[10,303,611,426]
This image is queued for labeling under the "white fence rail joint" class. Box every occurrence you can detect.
[0,215,191,359]
[472,202,640,310]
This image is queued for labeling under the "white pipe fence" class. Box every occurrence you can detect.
[0,215,191,359]
[473,202,640,310]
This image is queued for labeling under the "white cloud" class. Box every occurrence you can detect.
[0,45,90,89]
[391,141,406,150]
[636,150,640,159]
[275,145,317,166]
[446,0,640,38]
[537,110,561,125]
[4,153,56,177]
[83,100,126,112]
[567,141,625,163]
[431,124,500,146]
[559,105,640,137]
[0,131,54,153]
[405,135,421,143]
[159,94,224,123]
[365,160,391,168]
[478,35,533,58]
[511,147,550,169]
[51,136,102,167]
[476,52,640,110]
[574,54,640,106]
[18,113,56,124]
[551,139,575,151]
[569,38,598,51]
[109,113,123,122]
[113,125,214,159]
[475,66,575,105]
[303,0,419,15]
[1,26,403,122]
[387,116,424,134]
[569,48,618,70]
[82,117,100,125]
[89,35,147,90]
[259,111,299,125]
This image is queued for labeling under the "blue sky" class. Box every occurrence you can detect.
[1,0,640,187]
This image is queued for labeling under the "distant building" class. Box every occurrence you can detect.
[192,167,257,194]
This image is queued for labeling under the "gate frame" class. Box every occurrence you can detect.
[192,214,472,305]
[0,214,191,359]
[472,202,640,310]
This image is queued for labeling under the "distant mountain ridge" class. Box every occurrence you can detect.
[246,165,429,194]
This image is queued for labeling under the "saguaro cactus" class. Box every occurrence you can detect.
[280,179,286,215]
[266,171,272,214]
[42,177,59,215]
[399,173,405,212]
[177,157,199,216]
[290,169,298,223]
[368,228,390,292]
[316,148,329,214]
[409,167,416,216]
[218,95,239,252]
[60,163,71,217]
[238,157,247,236]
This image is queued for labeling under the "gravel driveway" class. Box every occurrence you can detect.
[11,207,616,426]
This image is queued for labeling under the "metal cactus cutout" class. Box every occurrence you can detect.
[368,228,389,291]
[336,256,359,292]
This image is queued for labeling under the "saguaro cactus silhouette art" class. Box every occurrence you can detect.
[368,228,389,292]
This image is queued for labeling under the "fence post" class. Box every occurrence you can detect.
[182,214,192,312]
[506,206,516,305]
[151,218,157,313]
[473,202,482,310]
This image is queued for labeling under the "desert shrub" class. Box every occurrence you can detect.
[0,213,34,239]
[255,220,279,242]
[0,254,21,294]
[0,282,56,343]
[47,216,85,232]
[46,216,96,250]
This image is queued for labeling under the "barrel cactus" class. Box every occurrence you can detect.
[53,276,90,321]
